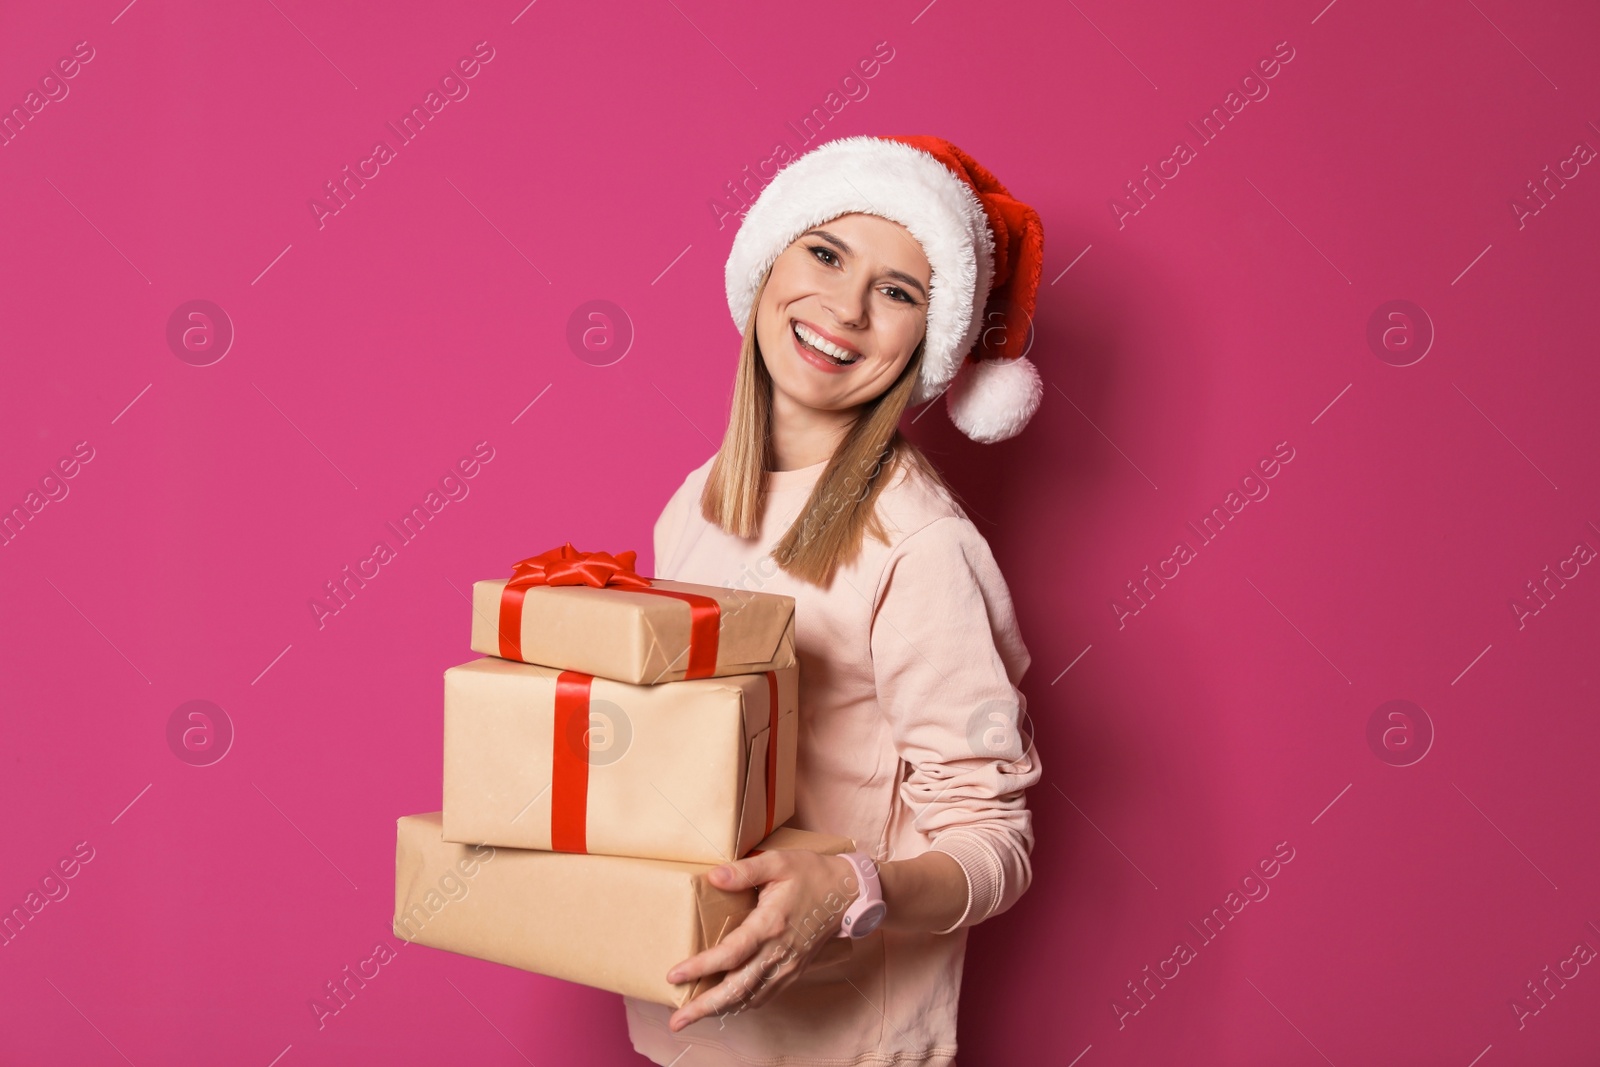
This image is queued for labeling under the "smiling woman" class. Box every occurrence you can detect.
[628,134,1048,1067]
[778,223,926,373]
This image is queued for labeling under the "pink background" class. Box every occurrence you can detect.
[3,0,1598,1064]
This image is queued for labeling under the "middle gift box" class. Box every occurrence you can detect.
[442,656,798,865]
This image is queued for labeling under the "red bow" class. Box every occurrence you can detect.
[496,542,720,680]
[506,543,652,591]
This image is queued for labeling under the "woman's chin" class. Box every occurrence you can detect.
[773,378,859,414]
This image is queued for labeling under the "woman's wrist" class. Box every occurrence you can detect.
[875,850,968,934]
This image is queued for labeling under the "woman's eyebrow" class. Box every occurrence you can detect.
[802,229,929,299]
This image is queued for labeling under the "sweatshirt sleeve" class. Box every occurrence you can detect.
[869,516,1042,934]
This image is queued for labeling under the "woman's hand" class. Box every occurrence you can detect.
[666,849,859,1032]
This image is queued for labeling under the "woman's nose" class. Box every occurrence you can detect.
[820,282,869,329]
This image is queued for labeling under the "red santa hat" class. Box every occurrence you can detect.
[724,134,1045,443]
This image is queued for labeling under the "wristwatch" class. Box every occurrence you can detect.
[834,851,886,939]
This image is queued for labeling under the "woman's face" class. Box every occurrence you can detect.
[755,212,932,413]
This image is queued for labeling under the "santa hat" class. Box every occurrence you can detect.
[724,134,1045,444]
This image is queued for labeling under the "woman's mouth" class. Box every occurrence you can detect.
[791,319,861,372]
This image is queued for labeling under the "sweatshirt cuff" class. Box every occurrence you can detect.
[927,831,1004,935]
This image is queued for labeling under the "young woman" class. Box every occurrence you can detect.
[626,134,1047,1067]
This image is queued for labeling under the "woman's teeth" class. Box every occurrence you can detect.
[793,321,859,365]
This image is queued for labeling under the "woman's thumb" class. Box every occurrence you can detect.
[711,853,771,890]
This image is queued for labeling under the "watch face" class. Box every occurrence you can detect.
[851,902,887,938]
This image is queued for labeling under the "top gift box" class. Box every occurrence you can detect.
[470,544,796,685]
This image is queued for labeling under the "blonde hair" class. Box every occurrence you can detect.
[700,268,958,587]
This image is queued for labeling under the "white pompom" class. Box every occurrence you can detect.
[945,356,1043,443]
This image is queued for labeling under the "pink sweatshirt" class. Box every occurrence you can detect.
[625,452,1042,1066]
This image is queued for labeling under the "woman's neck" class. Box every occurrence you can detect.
[768,388,858,471]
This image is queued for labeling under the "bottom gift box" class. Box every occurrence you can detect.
[392,812,855,1007]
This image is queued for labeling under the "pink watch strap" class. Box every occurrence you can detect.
[836,851,886,938]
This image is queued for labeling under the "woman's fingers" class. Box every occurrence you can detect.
[666,908,772,984]
[670,937,801,1030]
[671,964,755,1029]
[666,854,792,983]
[664,851,816,1031]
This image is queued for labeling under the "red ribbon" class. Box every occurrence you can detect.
[551,670,594,853]
[508,543,653,592]
[497,543,651,662]
[547,668,784,856]
[631,588,721,679]
[496,543,721,679]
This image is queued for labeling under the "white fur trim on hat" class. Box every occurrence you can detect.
[946,354,1043,444]
[724,135,995,412]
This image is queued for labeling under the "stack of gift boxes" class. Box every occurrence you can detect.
[392,544,853,1008]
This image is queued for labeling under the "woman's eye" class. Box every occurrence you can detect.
[806,245,916,304]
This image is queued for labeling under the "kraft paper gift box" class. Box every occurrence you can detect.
[469,547,796,685]
[442,656,798,864]
[393,812,855,1007]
